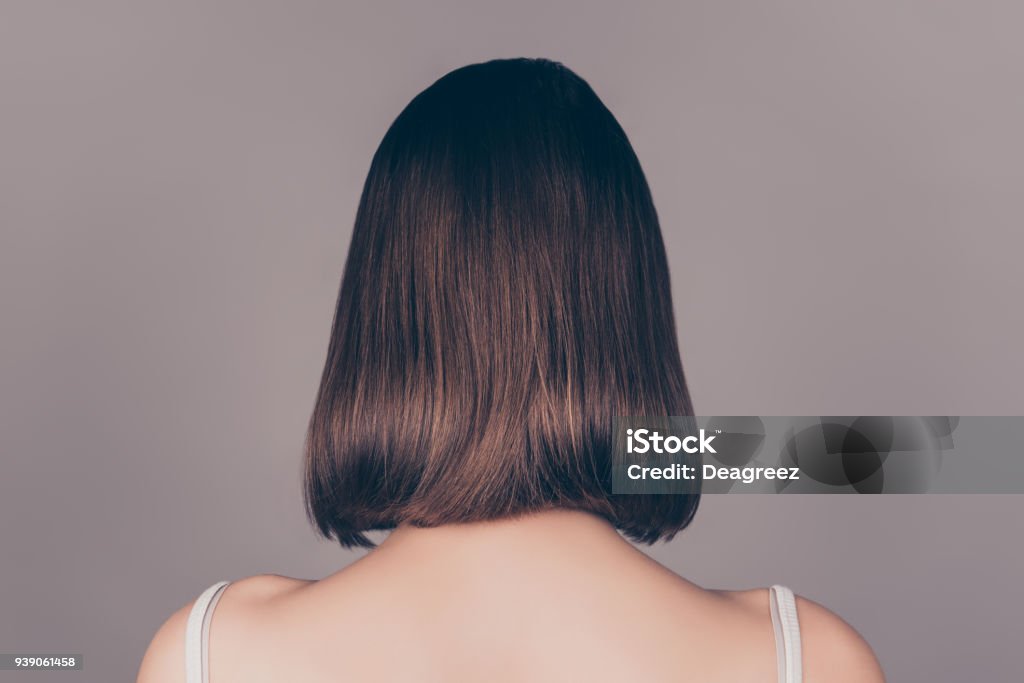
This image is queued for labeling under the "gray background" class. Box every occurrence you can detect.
[1,2,1022,681]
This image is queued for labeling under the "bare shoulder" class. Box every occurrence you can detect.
[719,587,885,683]
[136,597,190,683]
[795,593,885,682]
[136,575,310,683]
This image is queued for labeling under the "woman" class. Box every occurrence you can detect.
[139,58,884,683]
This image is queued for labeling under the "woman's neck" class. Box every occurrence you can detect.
[327,506,693,614]
[374,508,637,561]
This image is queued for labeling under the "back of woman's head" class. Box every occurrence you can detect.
[305,58,697,548]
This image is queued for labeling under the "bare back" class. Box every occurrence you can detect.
[138,512,884,683]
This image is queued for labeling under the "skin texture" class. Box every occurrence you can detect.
[138,510,885,682]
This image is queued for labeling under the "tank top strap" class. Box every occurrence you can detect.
[769,584,803,683]
[184,581,231,683]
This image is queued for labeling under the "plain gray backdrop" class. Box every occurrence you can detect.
[2,2,1022,682]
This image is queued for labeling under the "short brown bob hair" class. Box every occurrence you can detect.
[305,58,697,548]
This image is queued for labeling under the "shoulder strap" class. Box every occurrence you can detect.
[769,585,803,683]
[184,581,230,683]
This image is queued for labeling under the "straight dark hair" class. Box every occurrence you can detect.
[305,58,698,548]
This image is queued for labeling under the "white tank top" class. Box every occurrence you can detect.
[184,581,803,682]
